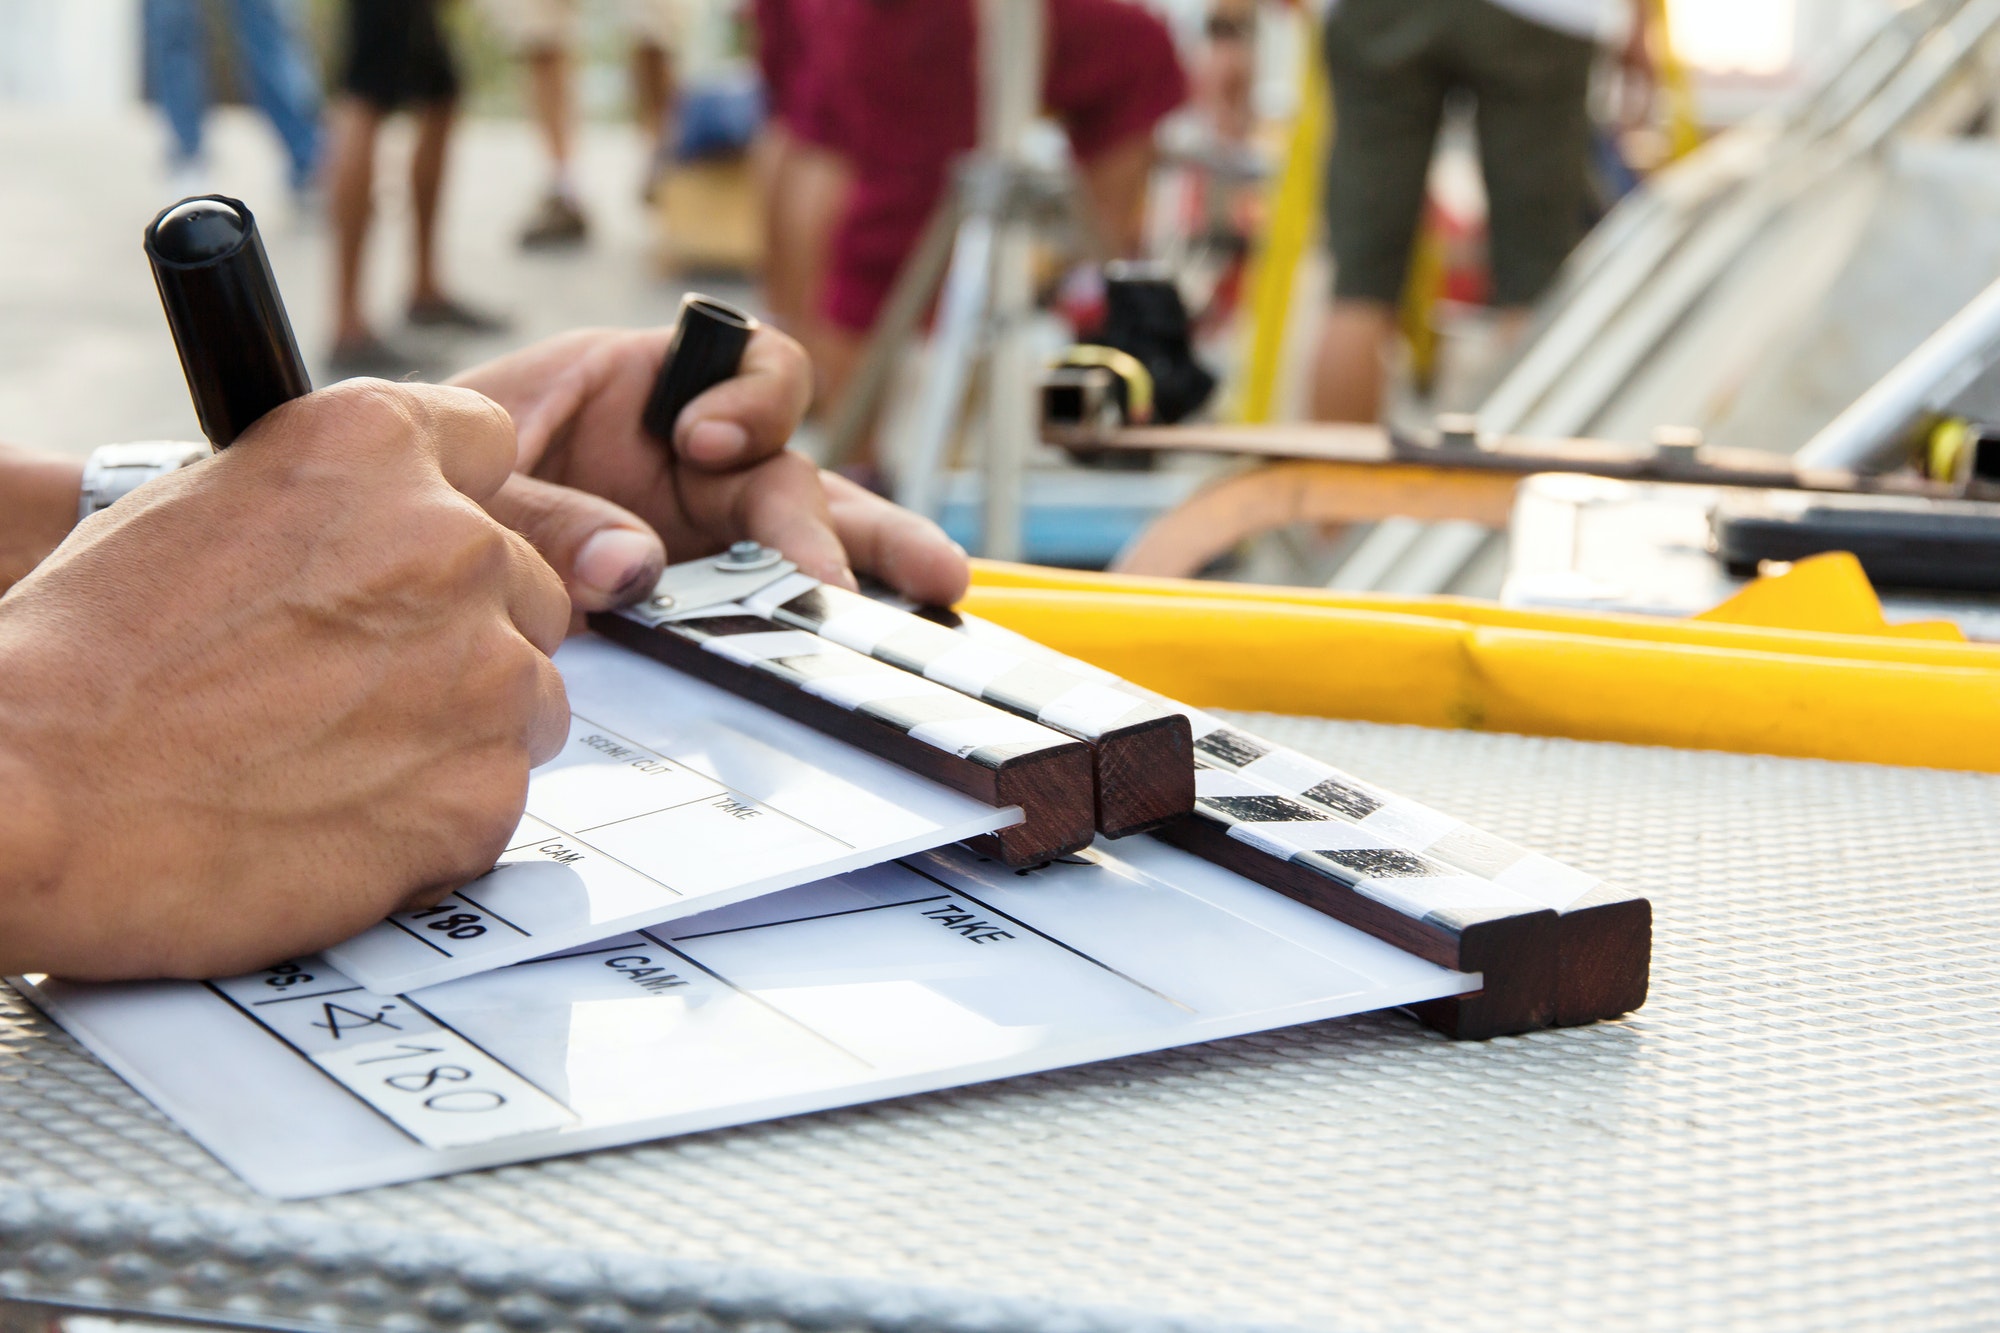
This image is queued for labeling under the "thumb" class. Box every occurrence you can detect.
[484,473,667,612]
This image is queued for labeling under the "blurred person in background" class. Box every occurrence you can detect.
[750,0,851,359]
[1309,0,1653,423]
[325,0,507,378]
[484,0,688,248]
[806,0,1189,450]
[144,0,323,204]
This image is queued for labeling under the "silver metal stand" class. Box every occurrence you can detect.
[1795,270,2000,470]
[1480,0,2000,440]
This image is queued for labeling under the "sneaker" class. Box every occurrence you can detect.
[406,297,511,336]
[519,192,589,249]
[325,334,430,383]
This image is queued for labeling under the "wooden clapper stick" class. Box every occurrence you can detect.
[591,555,1648,1038]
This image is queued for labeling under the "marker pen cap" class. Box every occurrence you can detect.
[146,195,311,448]
[642,294,757,444]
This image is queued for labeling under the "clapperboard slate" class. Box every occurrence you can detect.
[11,559,1646,1197]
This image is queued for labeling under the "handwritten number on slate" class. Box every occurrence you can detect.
[346,1041,512,1115]
[406,906,489,940]
[312,1002,404,1038]
[353,1043,446,1066]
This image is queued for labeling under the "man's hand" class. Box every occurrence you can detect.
[450,324,971,612]
[0,381,571,981]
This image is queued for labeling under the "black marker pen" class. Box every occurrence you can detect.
[145,194,311,448]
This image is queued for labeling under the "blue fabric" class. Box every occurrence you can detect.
[674,75,766,162]
[146,0,323,188]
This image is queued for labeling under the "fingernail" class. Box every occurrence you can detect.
[837,566,861,592]
[576,528,663,602]
[683,420,750,462]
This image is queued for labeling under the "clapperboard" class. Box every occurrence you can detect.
[590,553,1649,1040]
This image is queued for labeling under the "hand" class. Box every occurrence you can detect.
[450,324,971,611]
[0,380,571,981]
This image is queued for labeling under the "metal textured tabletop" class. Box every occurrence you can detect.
[3,714,1998,1333]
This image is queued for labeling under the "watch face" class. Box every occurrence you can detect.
[80,443,209,520]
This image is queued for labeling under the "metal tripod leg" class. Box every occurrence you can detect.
[895,206,1000,518]
[982,216,1036,560]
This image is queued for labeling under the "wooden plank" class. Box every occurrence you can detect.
[1110,461,1518,579]
[737,574,1193,837]
[589,610,1095,867]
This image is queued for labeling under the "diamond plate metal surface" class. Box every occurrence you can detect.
[4,717,1999,1332]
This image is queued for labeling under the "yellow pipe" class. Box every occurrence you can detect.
[956,586,2000,771]
[1235,22,1329,423]
[967,559,1986,666]
[1652,0,1704,160]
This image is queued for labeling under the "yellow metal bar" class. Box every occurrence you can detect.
[956,557,2000,772]
[1653,0,1703,160]
[1235,24,1329,423]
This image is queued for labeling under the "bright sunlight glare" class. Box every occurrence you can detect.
[1668,0,1797,75]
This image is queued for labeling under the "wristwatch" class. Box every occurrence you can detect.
[78,441,211,523]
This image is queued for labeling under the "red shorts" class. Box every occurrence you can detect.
[753,0,834,141]
[815,0,1187,332]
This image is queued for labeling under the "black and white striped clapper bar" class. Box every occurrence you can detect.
[1154,722,1651,1037]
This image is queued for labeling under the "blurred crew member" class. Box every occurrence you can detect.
[1310,0,1652,422]
[481,0,688,247]
[325,0,506,379]
[805,0,1190,424]
[145,0,323,201]
[749,0,851,355]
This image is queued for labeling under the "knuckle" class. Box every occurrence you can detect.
[424,384,517,461]
[435,505,515,589]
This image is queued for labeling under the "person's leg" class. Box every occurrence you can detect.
[147,0,210,174]
[1453,0,1595,312]
[1310,0,1451,422]
[527,45,575,192]
[398,4,503,329]
[326,95,383,345]
[506,0,588,245]
[770,138,853,340]
[631,41,673,160]
[409,98,455,309]
[226,0,324,190]
[1309,301,1398,423]
[518,44,589,244]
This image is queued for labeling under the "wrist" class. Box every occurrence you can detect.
[0,445,84,595]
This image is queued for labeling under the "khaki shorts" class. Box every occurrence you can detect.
[1322,0,1595,307]
[478,0,685,50]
